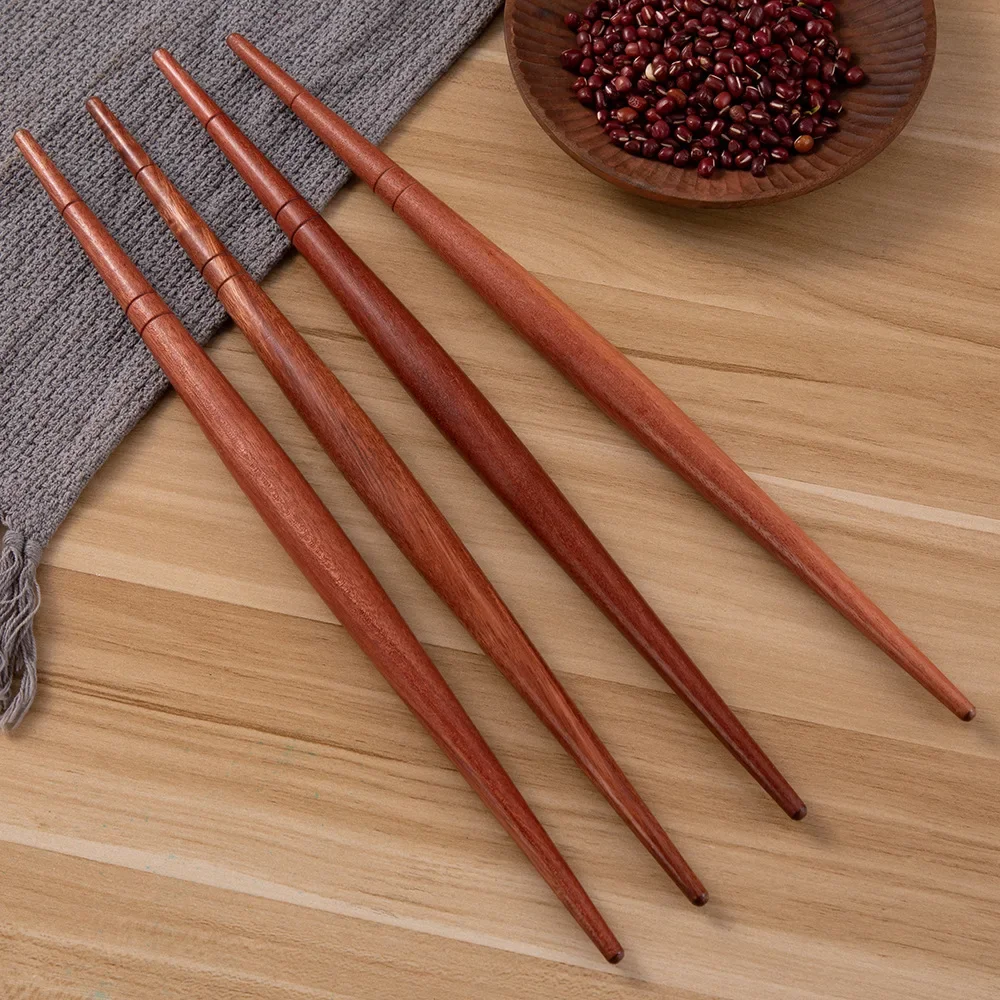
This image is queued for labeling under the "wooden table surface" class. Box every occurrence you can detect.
[5,10,999,999]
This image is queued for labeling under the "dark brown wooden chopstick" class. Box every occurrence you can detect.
[86,95,709,905]
[14,127,624,964]
[225,32,976,724]
[153,47,807,821]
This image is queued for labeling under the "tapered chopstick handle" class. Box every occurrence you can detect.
[226,34,975,723]
[155,52,806,822]
[88,96,707,903]
[15,129,624,964]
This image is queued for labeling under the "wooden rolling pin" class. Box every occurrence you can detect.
[15,127,624,964]
[154,47,807,821]
[227,32,975,723]
[87,94,708,904]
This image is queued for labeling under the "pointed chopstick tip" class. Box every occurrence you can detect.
[153,48,222,125]
[86,96,153,177]
[225,32,303,107]
[151,47,173,77]
[13,127,38,154]
[14,129,81,213]
[942,686,976,721]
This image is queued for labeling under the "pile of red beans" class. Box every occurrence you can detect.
[560,0,866,177]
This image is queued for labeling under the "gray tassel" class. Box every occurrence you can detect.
[0,527,43,730]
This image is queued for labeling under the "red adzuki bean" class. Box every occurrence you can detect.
[560,0,866,177]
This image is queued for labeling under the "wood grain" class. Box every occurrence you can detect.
[229,30,973,722]
[504,0,937,207]
[13,128,622,964]
[4,11,1000,999]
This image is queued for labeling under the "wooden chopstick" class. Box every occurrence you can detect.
[14,127,624,964]
[86,94,709,906]
[153,49,807,822]
[226,33,976,724]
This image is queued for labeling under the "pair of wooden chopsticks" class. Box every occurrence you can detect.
[15,129,625,964]
[225,34,976,726]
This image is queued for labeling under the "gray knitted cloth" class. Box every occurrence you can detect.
[0,0,501,728]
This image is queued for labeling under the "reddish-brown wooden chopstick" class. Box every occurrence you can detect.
[87,95,708,905]
[154,49,807,821]
[227,33,976,724]
[15,128,624,964]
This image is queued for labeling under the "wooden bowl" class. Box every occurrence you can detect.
[504,0,936,208]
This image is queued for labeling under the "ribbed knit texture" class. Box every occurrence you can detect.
[0,0,501,727]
